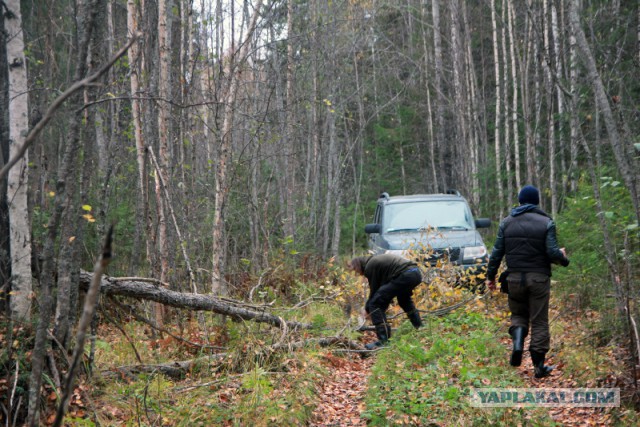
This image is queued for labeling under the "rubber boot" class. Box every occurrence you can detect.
[365,323,390,350]
[407,310,423,329]
[509,326,527,367]
[530,350,554,378]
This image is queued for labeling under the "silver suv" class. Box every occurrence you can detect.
[364,191,491,284]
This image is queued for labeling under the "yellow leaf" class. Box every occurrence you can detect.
[82,205,92,211]
[48,191,55,197]
[69,236,76,243]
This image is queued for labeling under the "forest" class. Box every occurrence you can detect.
[1,0,639,425]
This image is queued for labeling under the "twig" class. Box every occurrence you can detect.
[53,227,114,427]
[249,266,279,302]
[9,360,18,423]
[47,351,61,389]
[11,397,21,427]
[0,402,8,427]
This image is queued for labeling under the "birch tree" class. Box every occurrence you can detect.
[4,0,32,322]
[491,0,504,212]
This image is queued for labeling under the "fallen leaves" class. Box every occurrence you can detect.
[311,352,374,426]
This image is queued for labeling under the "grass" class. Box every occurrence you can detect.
[57,265,637,426]
[362,308,554,426]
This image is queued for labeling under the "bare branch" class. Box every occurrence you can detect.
[53,227,114,427]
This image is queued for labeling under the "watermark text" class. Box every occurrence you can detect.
[469,388,620,408]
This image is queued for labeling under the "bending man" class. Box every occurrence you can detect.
[349,254,423,350]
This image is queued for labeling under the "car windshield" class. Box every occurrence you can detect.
[382,200,474,233]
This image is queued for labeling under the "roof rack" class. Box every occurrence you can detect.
[379,192,390,200]
[445,189,461,197]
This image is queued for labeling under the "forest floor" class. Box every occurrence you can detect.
[309,294,636,426]
[38,287,638,426]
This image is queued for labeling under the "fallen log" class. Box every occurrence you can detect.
[78,271,311,330]
[103,355,227,380]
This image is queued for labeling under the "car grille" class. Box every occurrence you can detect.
[421,248,461,265]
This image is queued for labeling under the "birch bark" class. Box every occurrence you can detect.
[5,0,32,322]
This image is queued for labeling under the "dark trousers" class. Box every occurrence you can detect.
[507,272,551,354]
[366,269,422,326]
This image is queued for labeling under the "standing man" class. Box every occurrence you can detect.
[348,254,423,350]
[485,185,570,378]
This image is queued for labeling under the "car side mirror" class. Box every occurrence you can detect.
[365,223,381,234]
[475,218,491,228]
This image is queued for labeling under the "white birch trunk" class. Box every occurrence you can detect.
[156,0,172,318]
[501,1,512,202]
[432,0,447,190]
[5,0,32,321]
[491,0,504,211]
[508,1,521,190]
[543,0,557,216]
[420,0,438,191]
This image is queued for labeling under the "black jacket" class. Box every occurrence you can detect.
[354,254,417,297]
[487,204,569,280]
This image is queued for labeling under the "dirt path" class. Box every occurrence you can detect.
[310,352,375,427]
[310,329,621,426]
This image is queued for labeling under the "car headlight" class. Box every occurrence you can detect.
[462,246,487,262]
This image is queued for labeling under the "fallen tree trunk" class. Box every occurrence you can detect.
[78,271,311,330]
[103,355,227,380]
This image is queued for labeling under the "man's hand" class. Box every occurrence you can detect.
[485,280,496,292]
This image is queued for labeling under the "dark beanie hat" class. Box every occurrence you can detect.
[518,185,540,205]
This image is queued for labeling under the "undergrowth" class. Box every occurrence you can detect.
[362,308,553,426]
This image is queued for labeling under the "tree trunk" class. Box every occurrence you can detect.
[420,0,438,192]
[4,0,32,322]
[127,0,151,274]
[543,0,557,216]
[78,271,311,330]
[551,0,565,213]
[0,4,10,312]
[155,0,173,326]
[431,0,447,191]
[284,0,296,240]
[212,0,263,294]
[27,2,101,423]
[461,0,482,205]
[501,0,513,203]
[491,0,504,212]
[508,0,521,191]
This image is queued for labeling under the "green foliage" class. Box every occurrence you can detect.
[362,311,553,426]
[554,173,638,311]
